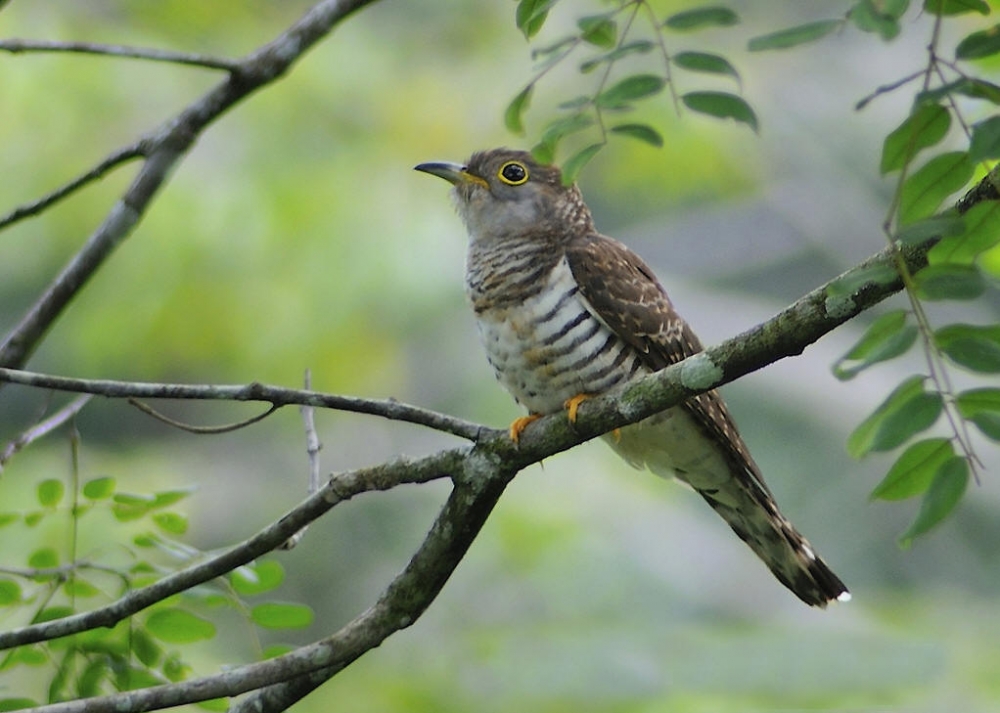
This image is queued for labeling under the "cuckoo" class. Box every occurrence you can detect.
[416,148,849,607]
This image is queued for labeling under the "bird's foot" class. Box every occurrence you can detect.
[564,393,620,441]
[509,413,542,444]
[563,393,591,423]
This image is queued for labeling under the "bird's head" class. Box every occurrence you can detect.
[415,148,594,245]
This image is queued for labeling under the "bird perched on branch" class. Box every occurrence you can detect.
[416,148,849,607]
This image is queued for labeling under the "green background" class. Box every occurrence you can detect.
[1,1,999,711]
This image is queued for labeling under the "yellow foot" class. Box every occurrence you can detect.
[509,413,542,444]
[563,393,591,423]
[610,427,621,443]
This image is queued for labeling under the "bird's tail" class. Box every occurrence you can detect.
[693,479,850,607]
[606,414,850,607]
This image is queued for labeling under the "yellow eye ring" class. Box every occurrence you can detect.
[497,161,529,186]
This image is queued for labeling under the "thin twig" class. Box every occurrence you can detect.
[0,144,145,231]
[0,38,240,71]
[0,394,92,471]
[282,369,323,550]
[127,397,279,434]
[0,370,488,441]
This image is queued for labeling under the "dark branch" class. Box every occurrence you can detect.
[0,370,488,441]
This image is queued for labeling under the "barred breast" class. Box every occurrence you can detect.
[468,255,644,415]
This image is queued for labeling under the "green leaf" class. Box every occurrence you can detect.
[231,560,285,596]
[530,35,575,60]
[833,310,918,380]
[153,488,195,509]
[560,143,603,185]
[681,91,758,131]
[37,479,64,508]
[672,51,740,82]
[0,579,22,606]
[504,85,533,136]
[826,263,899,297]
[847,375,943,458]
[872,438,954,500]
[880,104,951,174]
[0,513,16,529]
[198,698,229,712]
[956,24,1000,60]
[956,387,1000,440]
[664,6,739,30]
[935,323,1000,372]
[515,0,556,39]
[540,113,594,149]
[250,602,315,630]
[63,579,100,598]
[146,608,216,643]
[609,123,663,147]
[928,201,1000,265]
[899,456,969,546]
[914,263,986,300]
[35,605,73,623]
[896,214,967,246]
[77,658,108,698]
[851,0,908,40]
[578,14,617,49]
[153,512,188,535]
[132,629,162,667]
[533,114,595,169]
[969,116,1000,162]
[263,644,295,659]
[579,40,654,72]
[82,477,115,500]
[748,19,843,52]
[595,74,666,109]
[898,151,974,225]
[923,0,989,15]
[0,699,40,711]
[28,547,58,570]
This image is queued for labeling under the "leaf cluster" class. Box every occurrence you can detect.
[0,475,310,709]
[508,0,756,183]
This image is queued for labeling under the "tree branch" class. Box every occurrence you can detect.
[0,0,381,371]
[0,370,488,441]
[0,38,241,71]
[0,394,91,471]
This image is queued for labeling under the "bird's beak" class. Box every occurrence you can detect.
[414,161,489,189]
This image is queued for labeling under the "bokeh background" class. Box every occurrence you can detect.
[2,1,1000,711]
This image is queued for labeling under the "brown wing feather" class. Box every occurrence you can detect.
[564,233,772,497]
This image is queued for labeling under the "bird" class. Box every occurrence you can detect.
[415,148,849,607]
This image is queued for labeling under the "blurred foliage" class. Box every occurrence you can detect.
[1,1,1000,712]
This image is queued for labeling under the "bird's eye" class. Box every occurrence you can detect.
[498,161,529,186]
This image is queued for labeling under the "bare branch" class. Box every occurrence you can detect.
[0,38,241,71]
[0,370,488,441]
[0,0,381,371]
[0,394,92,470]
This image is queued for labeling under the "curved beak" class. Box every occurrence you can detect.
[414,161,488,188]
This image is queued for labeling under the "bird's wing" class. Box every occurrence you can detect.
[564,232,771,495]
